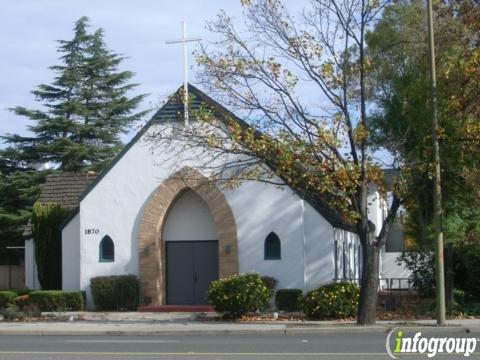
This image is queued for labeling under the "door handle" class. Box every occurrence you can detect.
[194,272,198,283]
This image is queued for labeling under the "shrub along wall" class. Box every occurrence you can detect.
[29,290,84,311]
[208,273,271,319]
[90,275,139,311]
[0,291,18,308]
[303,282,359,319]
[275,289,303,312]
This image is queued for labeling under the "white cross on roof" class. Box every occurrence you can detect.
[166,21,202,127]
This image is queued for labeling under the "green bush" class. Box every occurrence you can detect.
[208,273,271,319]
[0,291,18,309]
[15,289,32,296]
[453,288,466,306]
[1,305,25,321]
[397,251,435,297]
[303,282,359,319]
[275,289,303,312]
[90,275,139,311]
[29,290,84,311]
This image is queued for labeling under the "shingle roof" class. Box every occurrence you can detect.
[23,172,97,238]
[38,172,97,209]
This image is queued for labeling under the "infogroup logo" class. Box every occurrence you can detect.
[386,328,478,358]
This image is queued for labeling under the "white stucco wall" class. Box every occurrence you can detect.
[67,123,349,305]
[163,190,217,241]
[24,239,40,290]
[303,200,337,291]
[226,181,307,290]
[62,213,81,290]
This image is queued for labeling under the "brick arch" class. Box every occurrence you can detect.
[137,167,238,306]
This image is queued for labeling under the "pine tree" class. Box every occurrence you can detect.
[2,16,148,171]
[0,152,44,264]
[0,17,147,267]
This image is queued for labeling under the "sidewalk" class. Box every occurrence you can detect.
[0,312,479,335]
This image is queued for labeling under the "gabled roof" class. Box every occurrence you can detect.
[23,172,97,238]
[68,84,356,232]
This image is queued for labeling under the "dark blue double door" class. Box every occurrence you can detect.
[166,240,219,305]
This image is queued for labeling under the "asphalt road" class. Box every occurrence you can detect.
[0,328,478,360]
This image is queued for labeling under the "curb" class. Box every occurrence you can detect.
[0,328,288,336]
[0,323,471,336]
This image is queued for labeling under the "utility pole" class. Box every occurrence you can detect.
[427,0,446,326]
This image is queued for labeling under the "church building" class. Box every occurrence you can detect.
[25,85,390,309]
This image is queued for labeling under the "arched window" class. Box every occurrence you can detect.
[99,235,114,262]
[264,232,281,260]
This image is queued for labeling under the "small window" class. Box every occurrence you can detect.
[99,235,114,262]
[264,232,281,260]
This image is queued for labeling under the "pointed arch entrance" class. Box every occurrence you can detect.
[137,167,238,306]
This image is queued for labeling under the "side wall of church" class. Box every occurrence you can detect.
[303,201,337,291]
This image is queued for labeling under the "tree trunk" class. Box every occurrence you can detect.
[357,232,380,325]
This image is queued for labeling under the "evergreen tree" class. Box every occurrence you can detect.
[0,152,44,264]
[0,16,147,267]
[2,16,148,171]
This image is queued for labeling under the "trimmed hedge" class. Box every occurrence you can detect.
[303,282,359,319]
[0,291,18,308]
[29,290,84,311]
[208,273,271,319]
[90,275,139,311]
[275,289,303,312]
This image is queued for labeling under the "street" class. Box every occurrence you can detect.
[0,328,478,360]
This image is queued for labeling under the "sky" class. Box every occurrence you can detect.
[0,0,245,141]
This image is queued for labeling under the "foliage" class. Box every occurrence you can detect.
[303,282,360,320]
[1,16,148,172]
[0,291,18,309]
[14,289,33,297]
[0,305,25,321]
[0,161,45,264]
[367,0,480,246]
[260,276,278,297]
[275,289,302,312]
[398,245,480,302]
[207,273,271,319]
[90,275,139,311]
[453,244,480,302]
[29,290,84,311]
[31,202,69,290]
[397,251,435,297]
[453,289,466,306]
